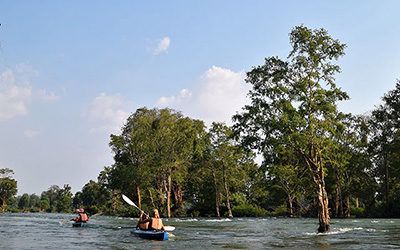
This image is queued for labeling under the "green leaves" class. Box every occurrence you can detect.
[0,169,17,211]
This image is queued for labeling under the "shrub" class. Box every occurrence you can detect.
[270,204,288,217]
[232,203,267,217]
[351,207,365,218]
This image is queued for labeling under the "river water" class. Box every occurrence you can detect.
[0,213,399,249]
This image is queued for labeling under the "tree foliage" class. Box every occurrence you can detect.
[233,25,348,232]
[0,168,17,212]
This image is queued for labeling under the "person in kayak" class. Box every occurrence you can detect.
[136,211,149,230]
[71,208,89,223]
[148,208,165,231]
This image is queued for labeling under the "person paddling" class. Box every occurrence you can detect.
[149,209,165,231]
[136,211,149,230]
[72,208,89,223]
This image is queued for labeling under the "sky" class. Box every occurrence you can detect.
[0,1,399,195]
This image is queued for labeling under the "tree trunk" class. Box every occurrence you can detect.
[222,165,233,218]
[167,174,171,218]
[212,170,220,217]
[384,153,389,204]
[159,187,165,207]
[316,178,330,233]
[305,154,330,233]
[355,197,359,208]
[335,169,344,218]
[335,183,340,218]
[288,195,294,217]
[344,196,350,217]
[0,198,4,212]
[137,186,142,209]
[173,184,183,212]
[148,189,155,208]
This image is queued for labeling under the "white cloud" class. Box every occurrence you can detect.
[24,128,39,138]
[84,93,133,134]
[0,68,32,121]
[153,36,171,55]
[157,89,192,105]
[156,66,249,125]
[37,89,60,102]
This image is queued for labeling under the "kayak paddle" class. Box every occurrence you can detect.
[122,194,149,217]
[121,194,175,232]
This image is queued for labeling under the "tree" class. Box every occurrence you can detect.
[29,194,41,210]
[77,180,110,214]
[268,162,308,217]
[207,122,257,218]
[109,108,158,210]
[41,184,73,213]
[108,107,207,217]
[0,168,18,212]
[233,25,348,232]
[18,193,30,210]
[56,184,73,212]
[369,81,400,216]
[41,185,60,212]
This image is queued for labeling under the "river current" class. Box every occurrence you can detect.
[0,213,399,249]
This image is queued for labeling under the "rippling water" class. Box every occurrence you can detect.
[1,213,400,249]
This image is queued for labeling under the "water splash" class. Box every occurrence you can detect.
[175,218,198,222]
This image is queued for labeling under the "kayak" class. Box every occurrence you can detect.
[131,228,169,241]
[72,221,87,227]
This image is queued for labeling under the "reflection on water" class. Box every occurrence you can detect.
[1,213,400,249]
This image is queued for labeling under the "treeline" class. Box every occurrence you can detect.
[0,26,399,233]
[1,184,73,213]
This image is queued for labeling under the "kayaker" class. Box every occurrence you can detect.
[136,211,149,230]
[71,208,89,223]
[149,209,165,231]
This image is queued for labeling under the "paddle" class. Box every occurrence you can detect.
[122,194,149,217]
[121,194,175,232]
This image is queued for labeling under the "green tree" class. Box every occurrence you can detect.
[109,108,158,210]
[207,122,257,218]
[77,180,110,214]
[56,184,73,212]
[39,197,50,212]
[0,168,18,212]
[108,107,207,217]
[29,194,41,211]
[233,25,348,232]
[268,162,308,217]
[41,185,60,212]
[18,193,30,211]
[369,81,400,216]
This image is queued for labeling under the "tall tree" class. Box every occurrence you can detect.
[109,108,158,209]
[108,107,206,217]
[209,122,256,218]
[233,25,348,232]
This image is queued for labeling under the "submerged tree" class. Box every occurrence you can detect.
[233,25,348,232]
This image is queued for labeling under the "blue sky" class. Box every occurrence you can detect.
[0,1,399,194]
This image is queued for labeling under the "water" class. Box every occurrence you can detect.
[1,213,400,249]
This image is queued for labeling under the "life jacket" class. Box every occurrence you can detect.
[138,220,149,230]
[150,218,163,230]
[79,213,89,222]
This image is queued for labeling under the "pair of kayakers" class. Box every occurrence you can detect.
[137,209,165,231]
[71,208,89,223]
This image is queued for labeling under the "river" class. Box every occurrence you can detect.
[0,213,399,249]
